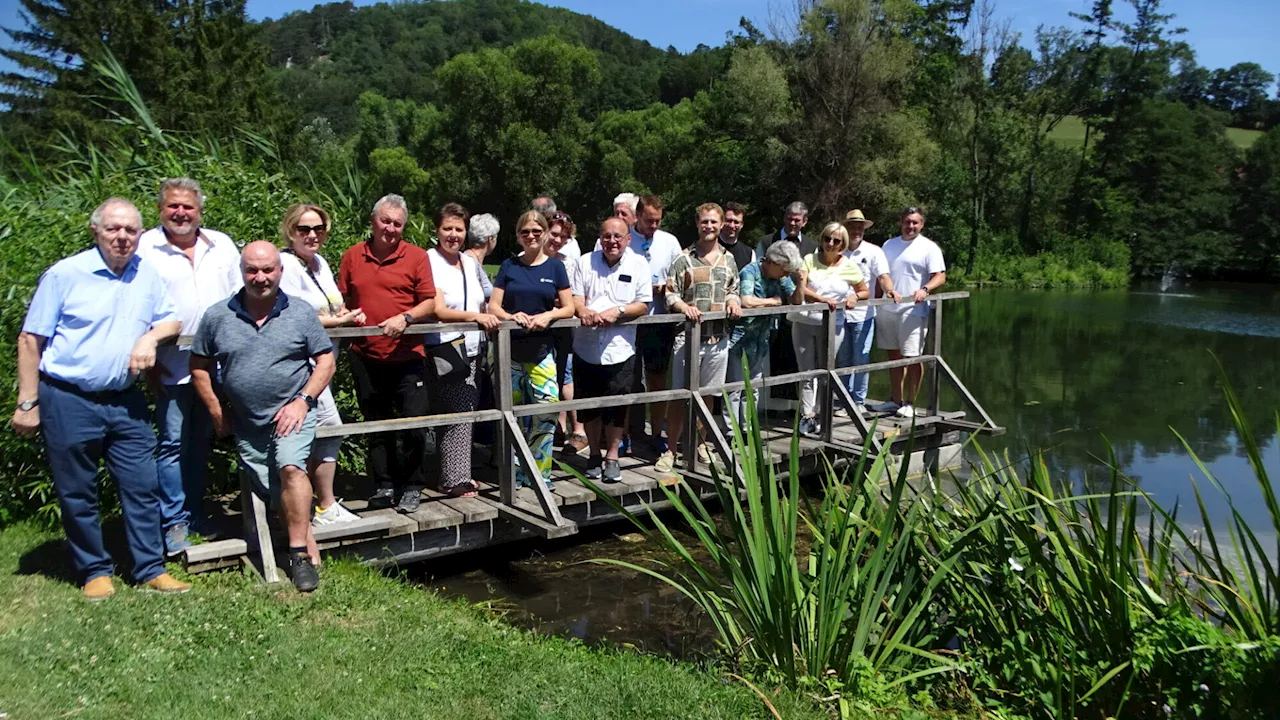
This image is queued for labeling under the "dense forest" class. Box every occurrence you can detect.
[2,0,1280,286]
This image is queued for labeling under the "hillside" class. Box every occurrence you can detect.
[259,0,725,133]
[1048,114,1263,150]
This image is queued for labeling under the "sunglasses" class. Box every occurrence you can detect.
[295,224,327,235]
[822,236,843,244]
[550,212,573,223]
[519,228,544,236]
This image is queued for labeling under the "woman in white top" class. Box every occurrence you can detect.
[787,222,869,436]
[544,211,588,454]
[425,203,500,497]
[278,204,367,526]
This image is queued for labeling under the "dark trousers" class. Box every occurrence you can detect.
[39,377,165,584]
[349,354,431,490]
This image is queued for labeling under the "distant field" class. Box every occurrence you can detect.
[1047,115,1262,150]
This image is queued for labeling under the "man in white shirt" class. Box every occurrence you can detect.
[612,192,638,228]
[135,177,242,554]
[840,209,894,413]
[874,206,946,418]
[627,195,683,451]
[571,217,652,482]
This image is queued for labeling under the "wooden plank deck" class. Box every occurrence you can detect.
[181,405,972,575]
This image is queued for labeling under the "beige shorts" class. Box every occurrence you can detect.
[874,311,928,357]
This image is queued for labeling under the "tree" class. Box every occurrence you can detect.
[1238,126,1280,276]
[1,0,280,145]
[1206,62,1275,127]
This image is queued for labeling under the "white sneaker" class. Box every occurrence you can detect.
[895,403,917,419]
[871,400,900,414]
[312,500,359,526]
[854,403,867,417]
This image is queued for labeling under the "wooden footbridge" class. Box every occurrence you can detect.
[180,292,1002,581]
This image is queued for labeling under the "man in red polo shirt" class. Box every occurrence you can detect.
[338,194,437,512]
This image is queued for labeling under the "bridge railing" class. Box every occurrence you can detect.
[182,291,997,575]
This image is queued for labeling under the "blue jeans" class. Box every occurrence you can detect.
[155,383,211,531]
[39,377,166,584]
[839,318,876,404]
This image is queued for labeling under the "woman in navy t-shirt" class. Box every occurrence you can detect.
[490,210,574,487]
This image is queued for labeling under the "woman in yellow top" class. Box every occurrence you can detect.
[787,222,870,435]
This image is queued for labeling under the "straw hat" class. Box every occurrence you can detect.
[842,209,873,229]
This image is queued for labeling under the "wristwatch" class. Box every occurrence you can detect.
[616,305,627,318]
[297,393,318,409]
[16,399,37,412]
[401,312,414,325]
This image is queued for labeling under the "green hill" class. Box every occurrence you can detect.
[259,0,726,134]
[1048,114,1263,150]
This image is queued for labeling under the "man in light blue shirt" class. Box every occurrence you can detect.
[11,198,190,601]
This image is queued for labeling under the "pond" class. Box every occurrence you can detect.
[424,282,1280,657]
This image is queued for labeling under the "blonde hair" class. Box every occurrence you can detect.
[695,202,724,221]
[819,222,849,253]
[516,209,549,233]
[280,203,331,246]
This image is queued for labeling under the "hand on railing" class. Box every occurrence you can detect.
[512,311,552,331]
[726,301,742,319]
[379,314,410,337]
[679,303,702,322]
[887,289,903,304]
[586,307,620,327]
[334,308,366,326]
[473,313,502,331]
[844,296,858,310]
[911,288,930,303]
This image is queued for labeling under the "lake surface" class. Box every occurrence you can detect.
[425,283,1280,655]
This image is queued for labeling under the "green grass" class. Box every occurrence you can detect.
[0,523,825,720]
[1047,114,1262,150]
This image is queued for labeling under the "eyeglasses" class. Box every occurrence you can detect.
[295,224,327,235]
[600,232,627,241]
[519,228,544,237]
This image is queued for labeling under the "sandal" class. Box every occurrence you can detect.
[446,481,479,498]
[563,433,589,456]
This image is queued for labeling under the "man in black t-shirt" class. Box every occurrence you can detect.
[719,201,756,271]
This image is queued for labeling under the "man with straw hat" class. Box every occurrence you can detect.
[839,210,893,415]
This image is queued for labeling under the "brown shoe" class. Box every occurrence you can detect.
[562,433,589,457]
[83,576,115,602]
[141,573,191,594]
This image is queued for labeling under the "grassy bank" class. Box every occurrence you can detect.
[0,522,826,720]
[1048,114,1263,150]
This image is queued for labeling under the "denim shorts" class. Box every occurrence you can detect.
[562,353,574,386]
[236,409,317,496]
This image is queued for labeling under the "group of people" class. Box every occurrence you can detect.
[11,178,945,596]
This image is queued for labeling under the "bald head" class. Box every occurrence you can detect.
[599,216,630,263]
[241,240,283,304]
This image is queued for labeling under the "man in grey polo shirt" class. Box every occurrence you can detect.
[190,241,335,592]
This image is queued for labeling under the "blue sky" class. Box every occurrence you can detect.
[1,0,1277,82]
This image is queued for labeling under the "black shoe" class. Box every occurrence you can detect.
[584,457,603,480]
[289,553,319,593]
[396,487,422,513]
[368,484,395,509]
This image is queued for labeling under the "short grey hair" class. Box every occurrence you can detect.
[158,177,204,208]
[613,193,639,213]
[531,196,556,214]
[765,240,803,273]
[467,213,500,250]
[371,194,408,218]
[90,197,142,228]
[784,201,808,217]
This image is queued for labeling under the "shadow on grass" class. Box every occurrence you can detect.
[13,516,138,585]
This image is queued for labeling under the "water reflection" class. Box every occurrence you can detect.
[942,283,1280,529]
[426,284,1280,655]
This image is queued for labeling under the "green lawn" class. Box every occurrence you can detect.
[0,523,824,720]
[1047,114,1262,150]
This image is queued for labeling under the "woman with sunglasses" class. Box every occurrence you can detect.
[787,222,869,436]
[488,210,574,487]
[278,203,366,526]
[544,212,589,455]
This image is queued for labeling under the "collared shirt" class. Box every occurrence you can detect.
[732,261,795,356]
[843,241,890,323]
[665,245,740,343]
[570,250,652,365]
[337,239,436,362]
[135,227,243,385]
[882,235,945,318]
[23,248,178,392]
[191,290,332,430]
[757,230,817,262]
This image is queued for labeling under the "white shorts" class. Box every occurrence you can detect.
[310,385,344,464]
[670,334,730,391]
[874,311,928,357]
